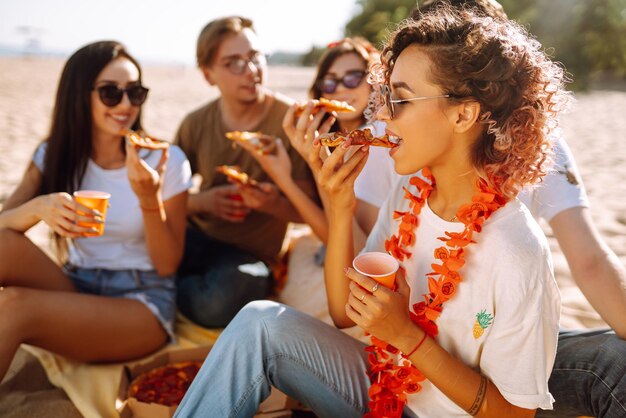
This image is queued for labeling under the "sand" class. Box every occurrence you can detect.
[1,56,625,416]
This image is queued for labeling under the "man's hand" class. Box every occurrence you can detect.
[200,184,251,222]
[238,182,279,214]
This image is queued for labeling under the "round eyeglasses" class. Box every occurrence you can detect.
[222,52,267,75]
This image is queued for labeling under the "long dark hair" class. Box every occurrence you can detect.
[309,37,379,131]
[40,41,143,259]
[40,40,143,196]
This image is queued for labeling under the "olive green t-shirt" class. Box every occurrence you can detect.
[174,93,314,263]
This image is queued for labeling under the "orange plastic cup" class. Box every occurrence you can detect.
[352,252,399,289]
[73,190,110,237]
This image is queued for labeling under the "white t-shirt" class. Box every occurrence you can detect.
[364,174,560,416]
[33,142,192,270]
[518,137,589,222]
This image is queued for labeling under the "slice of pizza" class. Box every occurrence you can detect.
[295,98,356,117]
[122,129,170,150]
[216,165,260,188]
[127,361,202,406]
[225,131,277,155]
[318,128,398,148]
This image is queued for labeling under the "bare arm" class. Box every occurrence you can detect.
[1,163,99,237]
[347,269,537,418]
[187,190,211,216]
[313,176,369,251]
[398,323,536,417]
[550,207,626,337]
[238,179,313,224]
[187,184,250,222]
[126,145,187,276]
[0,163,45,231]
[234,137,327,241]
[277,101,372,246]
[353,199,378,252]
[314,139,370,328]
[271,174,328,241]
[139,191,188,277]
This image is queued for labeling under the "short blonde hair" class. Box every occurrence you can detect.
[196,16,254,68]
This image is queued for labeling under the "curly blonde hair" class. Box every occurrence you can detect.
[370,5,571,199]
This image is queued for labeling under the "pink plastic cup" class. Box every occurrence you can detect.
[352,252,399,289]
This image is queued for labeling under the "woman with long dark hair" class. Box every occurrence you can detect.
[0,41,191,381]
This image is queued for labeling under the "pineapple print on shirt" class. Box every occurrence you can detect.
[473,310,494,339]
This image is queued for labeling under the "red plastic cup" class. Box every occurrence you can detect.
[352,252,399,289]
[228,193,246,219]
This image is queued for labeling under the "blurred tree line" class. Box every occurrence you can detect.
[302,0,626,90]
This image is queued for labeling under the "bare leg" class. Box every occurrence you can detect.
[0,228,75,291]
[0,286,167,380]
[0,229,167,380]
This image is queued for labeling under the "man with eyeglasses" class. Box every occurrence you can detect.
[173,16,316,329]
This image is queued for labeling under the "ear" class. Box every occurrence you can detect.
[201,66,215,85]
[450,101,481,134]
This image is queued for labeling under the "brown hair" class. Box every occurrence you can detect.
[415,0,508,20]
[196,16,254,68]
[309,37,380,130]
[371,5,570,199]
[40,40,144,261]
[309,37,379,99]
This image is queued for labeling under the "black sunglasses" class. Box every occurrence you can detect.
[317,70,366,95]
[94,84,149,107]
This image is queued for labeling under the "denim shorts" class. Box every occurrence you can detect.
[64,265,176,342]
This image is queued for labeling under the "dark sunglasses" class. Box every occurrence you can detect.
[94,84,149,107]
[317,70,366,94]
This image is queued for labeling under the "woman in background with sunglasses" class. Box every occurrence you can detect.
[307,37,401,239]
[243,38,397,244]
[0,40,192,381]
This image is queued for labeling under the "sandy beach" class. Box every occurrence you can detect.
[0,56,625,416]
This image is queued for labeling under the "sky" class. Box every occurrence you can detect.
[0,0,360,64]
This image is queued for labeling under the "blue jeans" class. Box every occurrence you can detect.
[174,301,418,418]
[537,328,626,418]
[64,265,176,341]
[176,228,274,328]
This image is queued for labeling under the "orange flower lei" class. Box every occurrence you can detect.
[365,167,507,418]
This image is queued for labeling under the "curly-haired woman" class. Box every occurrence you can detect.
[174,6,567,418]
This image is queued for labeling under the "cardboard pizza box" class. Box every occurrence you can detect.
[116,345,211,418]
[116,345,304,418]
